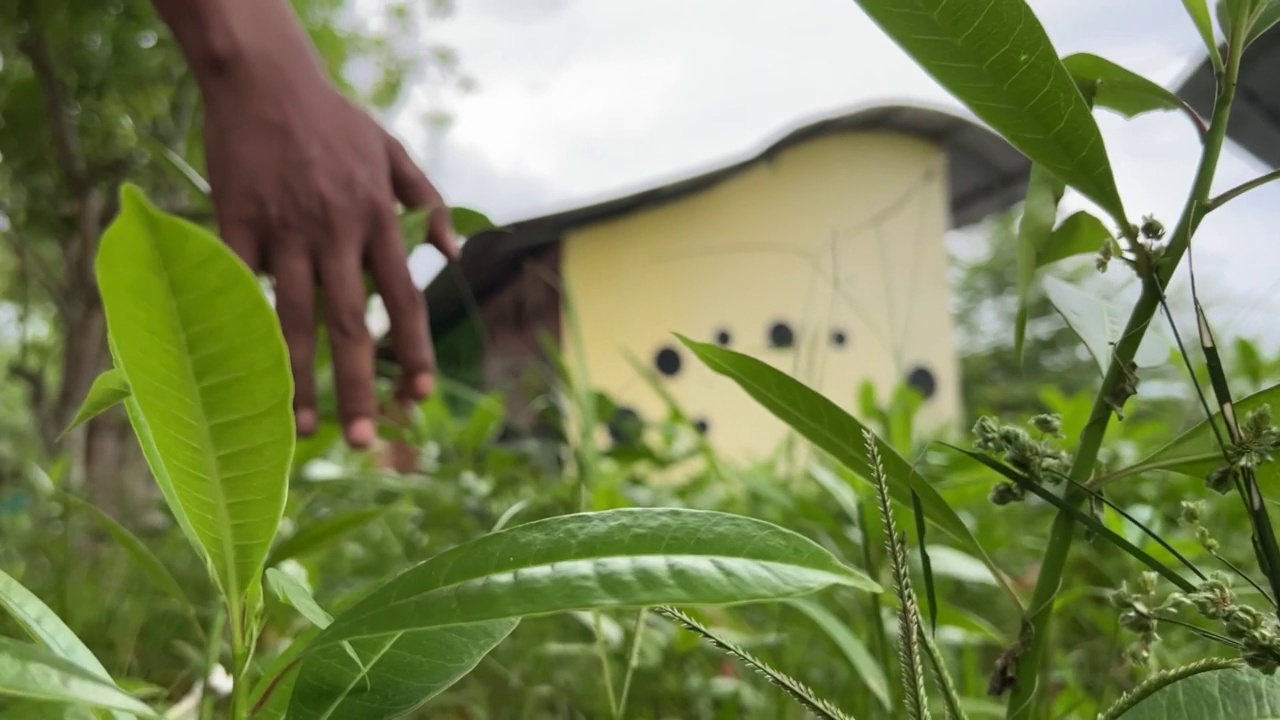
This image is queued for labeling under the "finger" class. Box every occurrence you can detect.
[266,242,318,436]
[316,225,377,448]
[367,203,435,404]
[385,132,459,262]
[214,215,263,273]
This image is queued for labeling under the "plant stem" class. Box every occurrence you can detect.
[1003,37,1243,720]
[617,608,647,718]
[1206,167,1280,211]
[593,610,619,718]
[230,602,249,720]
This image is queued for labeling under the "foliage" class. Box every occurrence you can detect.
[7,0,1280,719]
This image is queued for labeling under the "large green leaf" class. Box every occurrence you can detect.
[62,369,130,437]
[850,0,1125,221]
[288,621,518,720]
[0,638,157,718]
[677,336,1023,611]
[1042,275,1171,376]
[95,184,294,609]
[1063,54,1190,120]
[1115,667,1280,719]
[1110,382,1280,483]
[312,507,876,648]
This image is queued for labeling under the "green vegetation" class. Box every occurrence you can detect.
[6,0,1280,718]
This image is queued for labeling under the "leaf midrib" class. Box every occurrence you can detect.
[137,212,241,603]
[322,555,858,645]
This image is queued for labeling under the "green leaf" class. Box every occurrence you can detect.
[1042,275,1171,376]
[1111,382,1280,482]
[677,336,1023,612]
[63,496,195,624]
[1038,211,1112,268]
[312,507,876,649]
[0,570,101,674]
[0,568,134,720]
[266,509,386,568]
[449,207,496,238]
[0,638,157,718]
[1245,0,1280,45]
[398,206,496,250]
[923,545,997,586]
[289,620,518,720]
[1223,0,1252,36]
[1182,0,1223,69]
[1063,54,1190,120]
[62,369,131,438]
[1015,164,1066,359]
[267,568,334,629]
[96,184,294,612]
[1115,667,1280,719]
[786,598,891,712]
[850,0,1125,221]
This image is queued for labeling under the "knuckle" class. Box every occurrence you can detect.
[326,302,370,341]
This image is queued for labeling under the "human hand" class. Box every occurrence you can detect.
[199,62,458,449]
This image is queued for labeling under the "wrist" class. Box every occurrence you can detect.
[153,0,326,91]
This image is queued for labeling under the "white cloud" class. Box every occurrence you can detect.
[389,0,1280,349]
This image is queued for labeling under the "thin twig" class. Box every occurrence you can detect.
[1206,167,1280,211]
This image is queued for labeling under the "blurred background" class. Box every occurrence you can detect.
[3,0,1280,717]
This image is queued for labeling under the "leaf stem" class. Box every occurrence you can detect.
[230,600,250,720]
[1206,167,1280,211]
[1003,36,1243,720]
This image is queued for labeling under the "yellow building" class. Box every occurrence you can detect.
[421,102,1030,462]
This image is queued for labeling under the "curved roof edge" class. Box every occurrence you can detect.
[422,101,1032,333]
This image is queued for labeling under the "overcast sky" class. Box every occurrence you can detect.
[384,0,1280,350]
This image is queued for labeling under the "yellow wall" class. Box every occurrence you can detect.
[560,129,960,463]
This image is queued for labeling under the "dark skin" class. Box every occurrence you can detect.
[148,0,459,448]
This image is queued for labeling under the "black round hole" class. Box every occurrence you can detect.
[715,328,732,346]
[830,329,847,347]
[768,321,794,349]
[906,365,937,400]
[694,418,709,435]
[655,346,682,377]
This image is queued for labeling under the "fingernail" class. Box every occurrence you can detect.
[411,372,434,398]
[346,418,375,448]
[295,408,317,436]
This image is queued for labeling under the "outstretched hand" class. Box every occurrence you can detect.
[153,0,458,448]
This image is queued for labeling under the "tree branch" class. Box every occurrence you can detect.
[16,0,89,193]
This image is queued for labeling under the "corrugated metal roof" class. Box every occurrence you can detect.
[1177,30,1280,169]
[420,101,1034,335]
